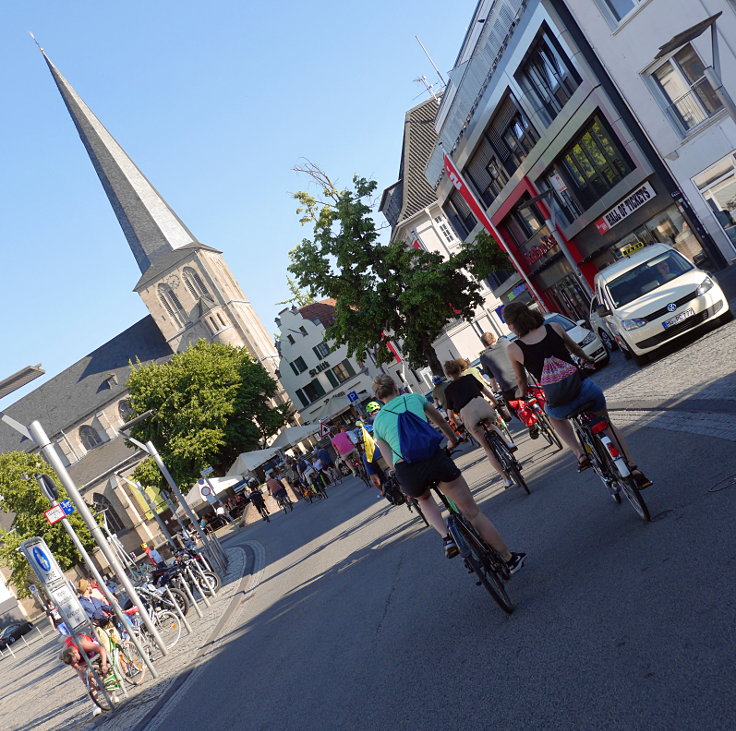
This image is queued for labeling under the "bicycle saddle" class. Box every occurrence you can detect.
[566,401,599,418]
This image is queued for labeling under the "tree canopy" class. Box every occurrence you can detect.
[126,339,291,492]
[0,452,97,596]
[288,164,509,374]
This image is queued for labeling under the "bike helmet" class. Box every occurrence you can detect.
[432,375,444,385]
[365,401,381,414]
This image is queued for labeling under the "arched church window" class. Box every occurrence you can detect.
[158,284,186,328]
[79,424,103,450]
[183,267,210,299]
[118,399,135,422]
[92,493,125,533]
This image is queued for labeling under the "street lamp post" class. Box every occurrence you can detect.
[0,367,168,655]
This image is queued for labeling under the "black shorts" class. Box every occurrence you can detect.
[394,448,462,498]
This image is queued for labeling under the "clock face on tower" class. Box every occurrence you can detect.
[164,273,180,289]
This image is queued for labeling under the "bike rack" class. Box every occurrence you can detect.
[164,586,192,636]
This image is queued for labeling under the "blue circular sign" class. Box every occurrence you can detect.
[32,546,51,573]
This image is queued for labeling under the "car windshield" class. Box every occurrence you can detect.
[606,251,693,307]
[544,314,576,331]
[0,626,15,637]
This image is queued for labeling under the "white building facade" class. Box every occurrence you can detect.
[276,300,426,422]
[563,0,736,265]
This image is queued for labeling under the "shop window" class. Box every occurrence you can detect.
[443,189,477,240]
[79,424,103,450]
[289,356,307,376]
[312,342,331,360]
[552,114,633,211]
[694,155,736,255]
[651,44,722,134]
[516,24,581,126]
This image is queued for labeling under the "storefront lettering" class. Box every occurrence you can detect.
[523,235,558,266]
[594,182,656,234]
[308,361,331,377]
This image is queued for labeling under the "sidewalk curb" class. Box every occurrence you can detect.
[608,397,736,414]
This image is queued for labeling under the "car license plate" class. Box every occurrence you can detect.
[662,307,695,329]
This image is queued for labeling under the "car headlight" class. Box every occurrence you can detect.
[696,276,714,295]
[621,318,647,331]
[579,332,596,346]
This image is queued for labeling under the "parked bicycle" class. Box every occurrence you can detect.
[478,418,529,494]
[570,402,651,522]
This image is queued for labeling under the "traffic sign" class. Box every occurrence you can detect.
[347,391,359,403]
[200,484,211,498]
[20,537,65,585]
[319,422,331,438]
[201,466,214,476]
[60,499,75,515]
[44,505,66,525]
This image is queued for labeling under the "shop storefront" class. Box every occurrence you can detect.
[693,152,736,258]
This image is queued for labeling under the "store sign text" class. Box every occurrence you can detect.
[523,235,558,266]
[594,182,655,235]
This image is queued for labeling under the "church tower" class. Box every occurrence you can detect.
[41,52,280,378]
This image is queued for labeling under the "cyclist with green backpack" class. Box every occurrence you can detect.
[371,375,525,573]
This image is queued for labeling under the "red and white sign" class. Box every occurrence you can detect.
[319,422,331,438]
[199,484,211,498]
[595,182,655,235]
[44,505,66,525]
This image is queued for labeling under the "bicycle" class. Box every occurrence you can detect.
[129,588,183,650]
[431,482,514,614]
[513,387,563,451]
[478,418,530,494]
[570,401,651,522]
[85,657,123,711]
[276,491,294,514]
[97,623,146,687]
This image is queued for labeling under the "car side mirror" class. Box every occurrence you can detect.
[596,305,611,317]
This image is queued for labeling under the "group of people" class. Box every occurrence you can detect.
[370,301,653,572]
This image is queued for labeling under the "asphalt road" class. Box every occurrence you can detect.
[150,403,736,729]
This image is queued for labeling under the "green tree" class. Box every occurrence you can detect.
[126,339,291,492]
[288,163,509,375]
[0,452,97,596]
[275,275,315,307]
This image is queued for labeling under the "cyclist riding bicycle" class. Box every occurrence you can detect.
[503,302,651,489]
[266,476,290,506]
[60,632,116,714]
[371,374,525,572]
[443,360,515,489]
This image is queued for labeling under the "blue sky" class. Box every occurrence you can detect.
[0,1,474,402]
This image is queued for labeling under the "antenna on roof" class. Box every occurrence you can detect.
[28,31,44,53]
[415,35,447,87]
[413,75,441,104]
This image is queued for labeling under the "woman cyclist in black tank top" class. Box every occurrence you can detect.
[502,302,651,488]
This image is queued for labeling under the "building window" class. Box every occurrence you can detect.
[601,0,643,22]
[331,359,356,383]
[487,95,539,176]
[183,267,210,299]
[443,189,477,240]
[217,313,227,328]
[79,425,103,450]
[118,399,135,422]
[157,284,187,328]
[434,215,455,243]
[552,114,633,211]
[303,379,326,402]
[312,342,331,360]
[289,356,307,376]
[652,44,722,134]
[464,135,510,207]
[294,389,309,407]
[287,334,295,345]
[517,24,581,126]
[93,493,125,533]
[325,369,340,388]
[299,326,308,336]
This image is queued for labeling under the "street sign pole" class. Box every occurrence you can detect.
[35,475,157,678]
[27,420,168,655]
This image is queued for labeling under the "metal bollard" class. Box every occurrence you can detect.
[5,641,16,658]
[178,575,203,619]
[191,557,217,597]
[164,586,192,636]
[185,565,211,607]
[20,634,31,649]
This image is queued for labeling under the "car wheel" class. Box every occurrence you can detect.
[598,329,616,351]
[633,352,649,366]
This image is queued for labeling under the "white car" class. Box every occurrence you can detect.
[491,312,609,367]
[593,243,732,365]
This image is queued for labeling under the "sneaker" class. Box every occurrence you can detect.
[502,475,514,489]
[92,707,103,717]
[506,552,526,575]
[528,425,540,439]
[443,536,459,559]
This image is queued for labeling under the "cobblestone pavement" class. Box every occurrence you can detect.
[0,545,255,731]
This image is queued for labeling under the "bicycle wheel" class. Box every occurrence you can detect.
[197,570,221,595]
[537,412,562,450]
[165,586,190,615]
[618,477,651,522]
[156,610,182,649]
[411,498,429,527]
[488,432,529,495]
[449,518,513,614]
[87,669,114,711]
[118,640,146,686]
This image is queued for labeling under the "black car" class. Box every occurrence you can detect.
[0,621,33,649]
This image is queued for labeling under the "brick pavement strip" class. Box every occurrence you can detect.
[0,545,253,731]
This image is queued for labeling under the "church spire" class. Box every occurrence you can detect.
[41,51,199,273]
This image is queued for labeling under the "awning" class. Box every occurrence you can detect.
[226,447,281,476]
[268,424,321,450]
[185,475,244,508]
[309,393,355,423]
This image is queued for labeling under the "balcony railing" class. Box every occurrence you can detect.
[664,76,723,133]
